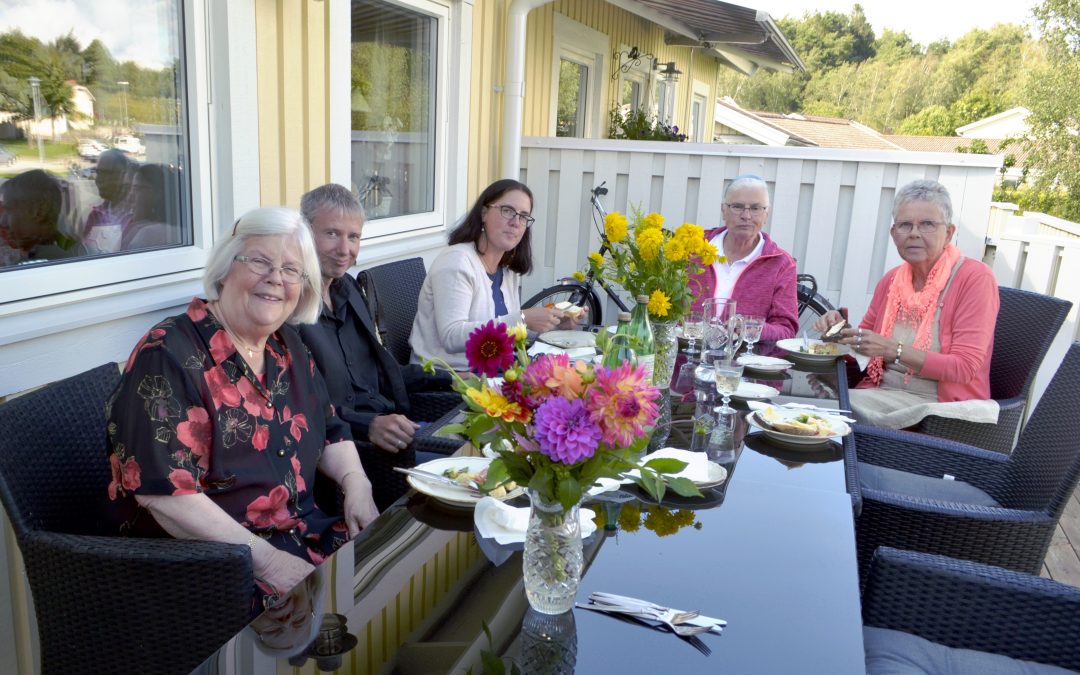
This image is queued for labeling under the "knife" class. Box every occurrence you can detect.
[589,592,727,631]
[392,466,483,495]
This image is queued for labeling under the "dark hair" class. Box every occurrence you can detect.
[131,163,178,225]
[4,169,62,228]
[448,178,534,275]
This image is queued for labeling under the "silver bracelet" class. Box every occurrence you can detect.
[245,533,258,552]
[894,342,904,365]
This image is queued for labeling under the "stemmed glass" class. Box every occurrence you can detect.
[713,360,744,415]
[682,309,705,361]
[742,315,765,355]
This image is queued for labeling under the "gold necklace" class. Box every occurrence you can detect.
[210,302,263,359]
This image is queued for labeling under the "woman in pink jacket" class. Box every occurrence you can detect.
[689,175,799,341]
[814,179,999,429]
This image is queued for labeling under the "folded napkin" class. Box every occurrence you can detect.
[527,342,597,361]
[474,497,597,545]
[852,352,871,371]
[631,447,711,483]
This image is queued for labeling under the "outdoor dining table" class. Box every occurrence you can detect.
[192,349,865,674]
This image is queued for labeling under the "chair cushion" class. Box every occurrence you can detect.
[858,462,1000,507]
[865,626,1076,674]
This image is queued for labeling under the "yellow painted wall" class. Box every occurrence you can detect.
[255,0,332,208]
[468,0,726,197]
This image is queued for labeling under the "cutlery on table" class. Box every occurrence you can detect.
[575,604,712,656]
[802,330,810,350]
[392,467,484,496]
[589,592,726,633]
[778,402,854,415]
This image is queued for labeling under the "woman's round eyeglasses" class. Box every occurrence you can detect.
[488,203,535,227]
[892,221,943,234]
[724,203,768,215]
[234,255,307,284]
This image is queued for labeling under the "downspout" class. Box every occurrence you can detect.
[501,0,555,180]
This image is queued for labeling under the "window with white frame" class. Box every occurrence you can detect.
[615,47,650,116]
[655,79,675,124]
[690,80,710,142]
[0,0,215,305]
[551,15,608,139]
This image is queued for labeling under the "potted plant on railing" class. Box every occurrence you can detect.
[608,106,688,142]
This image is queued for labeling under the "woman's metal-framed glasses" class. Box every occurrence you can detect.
[892,220,943,234]
[724,203,768,215]
[233,255,307,284]
[488,203,536,227]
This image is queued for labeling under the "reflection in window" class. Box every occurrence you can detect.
[351,0,436,221]
[557,59,588,138]
[0,0,190,270]
[621,79,642,113]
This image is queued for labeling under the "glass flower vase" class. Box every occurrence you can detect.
[651,320,679,388]
[523,489,583,614]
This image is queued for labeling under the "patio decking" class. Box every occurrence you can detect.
[1042,483,1080,587]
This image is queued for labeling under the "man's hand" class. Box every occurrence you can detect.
[368,414,420,453]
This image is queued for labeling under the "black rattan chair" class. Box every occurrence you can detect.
[0,364,253,675]
[919,287,1072,454]
[863,547,1080,672]
[853,342,1080,584]
[358,256,427,366]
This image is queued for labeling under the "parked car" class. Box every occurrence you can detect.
[113,135,144,155]
[77,139,108,159]
[0,144,15,166]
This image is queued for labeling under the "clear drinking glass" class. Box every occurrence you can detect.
[681,309,705,361]
[703,298,736,365]
[742,315,765,355]
[713,360,744,415]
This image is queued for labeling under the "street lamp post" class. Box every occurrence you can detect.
[27,76,44,165]
[117,81,129,131]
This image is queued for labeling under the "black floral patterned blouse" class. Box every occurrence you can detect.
[106,298,351,569]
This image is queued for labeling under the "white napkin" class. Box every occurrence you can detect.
[852,352,871,371]
[474,497,598,545]
[527,342,596,361]
[632,447,711,483]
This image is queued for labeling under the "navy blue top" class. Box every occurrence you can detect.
[488,267,507,317]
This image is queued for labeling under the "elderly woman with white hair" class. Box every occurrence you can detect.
[814,179,1000,429]
[105,207,378,615]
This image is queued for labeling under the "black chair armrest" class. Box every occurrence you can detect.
[864,547,1080,671]
[408,391,465,421]
[854,425,1009,492]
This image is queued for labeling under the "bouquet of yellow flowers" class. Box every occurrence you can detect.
[587,208,721,321]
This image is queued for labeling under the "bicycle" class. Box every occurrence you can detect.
[522,182,630,328]
[795,273,836,336]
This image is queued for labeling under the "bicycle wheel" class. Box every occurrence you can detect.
[523,282,604,329]
[796,284,835,336]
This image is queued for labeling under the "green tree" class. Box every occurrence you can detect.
[897,105,956,135]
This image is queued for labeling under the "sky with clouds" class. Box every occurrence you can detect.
[0,0,180,69]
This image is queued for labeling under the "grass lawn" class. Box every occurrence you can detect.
[9,141,77,161]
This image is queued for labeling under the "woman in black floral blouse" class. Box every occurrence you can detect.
[105,207,378,611]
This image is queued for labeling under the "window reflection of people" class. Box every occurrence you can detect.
[690,175,799,341]
[409,179,562,371]
[123,163,180,249]
[813,180,999,429]
[105,207,378,615]
[83,149,132,254]
[0,169,75,265]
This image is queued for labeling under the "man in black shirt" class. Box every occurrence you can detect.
[298,184,451,509]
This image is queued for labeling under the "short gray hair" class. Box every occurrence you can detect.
[724,174,770,205]
[893,179,953,224]
[202,207,322,325]
[299,183,365,226]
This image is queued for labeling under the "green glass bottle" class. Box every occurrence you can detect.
[628,294,656,381]
[602,311,635,368]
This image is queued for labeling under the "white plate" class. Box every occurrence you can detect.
[625,448,728,488]
[731,381,780,401]
[538,330,596,350]
[776,338,850,364]
[406,456,525,508]
[745,409,851,449]
[736,354,795,373]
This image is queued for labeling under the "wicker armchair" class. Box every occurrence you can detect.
[0,364,253,675]
[919,287,1072,454]
[863,547,1080,672]
[358,256,427,366]
[853,342,1080,585]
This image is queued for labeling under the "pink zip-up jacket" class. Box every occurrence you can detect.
[858,258,998,402]
[690,227,799,341]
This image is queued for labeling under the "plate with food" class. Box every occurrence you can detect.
[730,381,780,401]
[538,329,597,350]
[406,456,524,507]
[776,338,850,364]
[745,405,851,449]
[736,354,795,373]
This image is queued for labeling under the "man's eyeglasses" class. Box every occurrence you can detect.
[892,221,943,234]
[724,203,768,215]
[234,255,307,284]
[488,204,535,227]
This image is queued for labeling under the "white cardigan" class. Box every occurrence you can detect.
[409,243,522,370]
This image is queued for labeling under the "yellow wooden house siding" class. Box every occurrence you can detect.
[254,0,332,208]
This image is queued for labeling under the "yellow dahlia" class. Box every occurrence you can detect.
[647,289,672,317]
[604,212,629,243]
[636,228,663,261]
[466,386,529,423]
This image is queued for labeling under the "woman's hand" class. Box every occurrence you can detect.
[838,327,896,359]
[813,310,845,333]
[522,306,561,333]
[341,472,378,537]
[253,544,316,597]
[555,305,590,330]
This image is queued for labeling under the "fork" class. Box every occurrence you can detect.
[575,604,712,655]
[578,602,713,637]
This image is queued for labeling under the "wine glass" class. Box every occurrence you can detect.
[713,360,744,416]
[742,315,765,355]
[681,309,705,362]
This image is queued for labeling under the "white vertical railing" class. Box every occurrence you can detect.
[519,137,1001,324]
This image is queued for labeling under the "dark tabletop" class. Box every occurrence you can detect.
[193,353,864,675]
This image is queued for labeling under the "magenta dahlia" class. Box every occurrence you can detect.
[465,320,516,377]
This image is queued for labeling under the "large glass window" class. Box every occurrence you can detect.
[0,1,191,271]
[556,59,588,138]
[350,0,437,221]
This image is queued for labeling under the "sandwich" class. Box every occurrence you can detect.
[554,301,585,319]
[820,319,850,343]
[758,407,833,437]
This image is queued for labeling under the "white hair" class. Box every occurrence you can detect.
[893,179,953,225]
[202,207,322,324]
[724,174,770,205]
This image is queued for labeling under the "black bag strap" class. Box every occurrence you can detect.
[356,270,390,348]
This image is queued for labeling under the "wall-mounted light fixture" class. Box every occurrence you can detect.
[611,46,654,79]
[655,61,682,83]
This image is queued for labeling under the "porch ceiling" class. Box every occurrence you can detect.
[614,0,805,75]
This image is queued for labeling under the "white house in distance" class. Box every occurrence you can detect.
[956,107,1032,141]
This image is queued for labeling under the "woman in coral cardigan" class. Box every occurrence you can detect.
[815,179,999,429]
